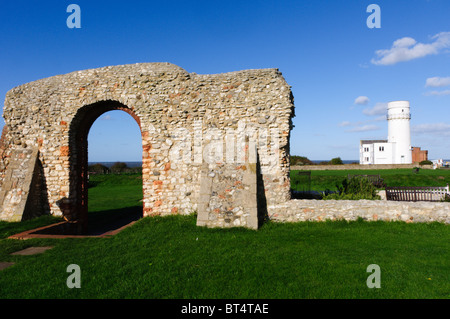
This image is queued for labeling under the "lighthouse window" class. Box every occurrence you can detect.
[379,146,384,151]
[402,109,404,112]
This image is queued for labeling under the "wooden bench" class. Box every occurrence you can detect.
[386,185,449,202]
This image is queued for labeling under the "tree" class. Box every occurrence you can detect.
[330,157,344,165]
[110,162,128,173]
[290,155,314,166]
[88,163,109,174]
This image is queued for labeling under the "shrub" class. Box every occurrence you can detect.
[321,193,379,200]
[110,162,128,173]
[442,194,450,202]
[88,163,110,174]
[290,155,314,166]
[330,157,344,165]
[323,176,380,200]
[419,160,433,166]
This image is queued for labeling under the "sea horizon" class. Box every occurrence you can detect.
[88,161,143,168]
[88,160,361,167]
[89,158,450,168]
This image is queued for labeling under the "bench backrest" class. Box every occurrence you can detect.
[386,186,449,202]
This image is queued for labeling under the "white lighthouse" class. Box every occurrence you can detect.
[387,101,412,164]
[360,100,413,165]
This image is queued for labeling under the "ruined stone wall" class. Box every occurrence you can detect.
[291,164,434,171]
[269,199,450,224]
[0,63,294,226]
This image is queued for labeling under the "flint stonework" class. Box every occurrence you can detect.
[0,63,294,230]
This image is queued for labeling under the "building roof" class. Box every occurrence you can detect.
[360,140,388,145]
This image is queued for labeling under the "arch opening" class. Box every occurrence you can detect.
[68,100,143,234]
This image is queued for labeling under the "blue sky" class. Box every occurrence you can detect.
[1,0,449,162]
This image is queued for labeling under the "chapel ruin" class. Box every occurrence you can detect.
[0,63,295,232]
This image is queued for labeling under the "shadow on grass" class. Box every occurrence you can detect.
[87,206,142,235]
[88,181,102,188]
[31,206,143,236]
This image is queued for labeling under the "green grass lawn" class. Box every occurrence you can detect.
[290,168,450,192]
[0,172,449,299]
[87,174,143,230]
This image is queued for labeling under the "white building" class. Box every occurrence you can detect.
[360,101,412,165]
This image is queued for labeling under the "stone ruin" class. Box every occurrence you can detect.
[0,63,295,232]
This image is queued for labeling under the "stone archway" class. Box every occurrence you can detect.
[68,100,143,233]
[0,63,295,230]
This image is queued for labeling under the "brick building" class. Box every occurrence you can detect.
[412,147,428,163]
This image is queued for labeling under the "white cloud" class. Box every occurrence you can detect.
[412,123,450,136]
[424,89,450,96]
[371,32,450,65]
[340,104,387,132]
[358,63,370,69]
[374,115,386,122]
[354,96,370,105]
[102,114,112,120]
[345,125,380,133]
[425,76,450,87]
[363,102,388,116]
[339,121,351,127]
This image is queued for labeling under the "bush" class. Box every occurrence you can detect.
[330,157,344,165]
[290,155,314,166]
[321,193,379,200]
[322,176,380,200]
[110,162,128,173]
[88,163,110,174]
[419,160,433,166]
